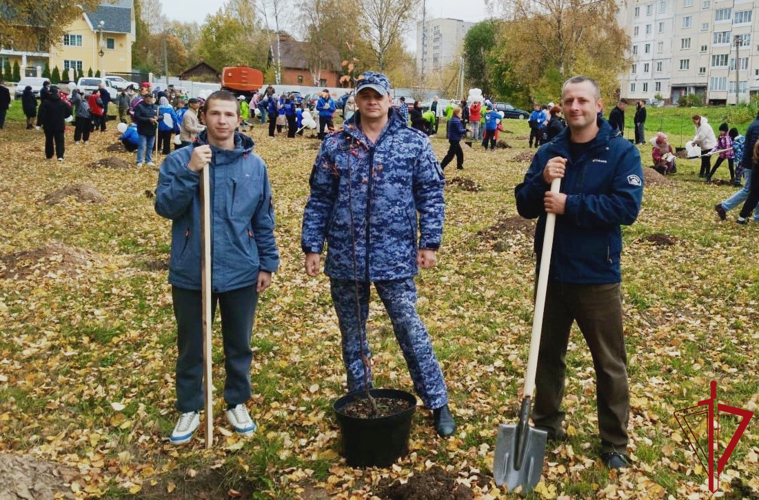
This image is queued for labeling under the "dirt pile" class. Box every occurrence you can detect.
[446,177,481,192]
[0,453,80,499]
[510,151,535,163]
[0,244,97,280]
[643,168,673,187]
[477,216,535,252]
[87,156,133,169]
[645,233,677,246]
[381,466,474,500]
[41,184,106,205]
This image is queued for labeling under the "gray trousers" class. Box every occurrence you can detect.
[532,281,629,454]
[172,284,258,412]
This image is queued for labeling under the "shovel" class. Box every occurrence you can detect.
[200,161,214,449]
[494,177,561,491]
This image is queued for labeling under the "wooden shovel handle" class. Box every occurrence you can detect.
[523,178,561,397]
[200,165,213,449]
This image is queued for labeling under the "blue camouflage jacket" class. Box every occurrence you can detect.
[155,131,279,292]
[302,109,445,282]
[515,118,643,284]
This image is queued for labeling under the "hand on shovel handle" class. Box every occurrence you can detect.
[189,145,212,172]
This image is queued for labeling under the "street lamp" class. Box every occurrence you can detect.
[734,34,741,105]
[98,20,105,76]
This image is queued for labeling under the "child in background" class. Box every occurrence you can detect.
[729,128,745,186]
[652,132,676,175]
[706,122,734,183]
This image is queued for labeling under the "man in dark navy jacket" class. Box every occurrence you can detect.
[515,76,643,471]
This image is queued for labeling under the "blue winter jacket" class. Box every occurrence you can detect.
[155,131,280,292]
[515,118,643,284]
[317,96,336,117]
[158,105,180,132]
[282,100,296,116]
[447,116,467,141]
[267,97,278,116]
[302,109,445,282]
[121,125,139,146]
[484,110,501,131]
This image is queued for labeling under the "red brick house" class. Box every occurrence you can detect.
[270,34,341,87]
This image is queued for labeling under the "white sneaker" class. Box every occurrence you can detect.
[170,411,199,445]
[147,161,156,167]
[136,162,143,167]
[226,404,257,436]
[57,157,64,162]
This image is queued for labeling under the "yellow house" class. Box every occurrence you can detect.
[0,0,135,79]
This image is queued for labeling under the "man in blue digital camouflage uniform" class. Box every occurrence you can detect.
[301,72,455,437]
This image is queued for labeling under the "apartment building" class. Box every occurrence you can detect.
[416,18,475,74]
[619,0,757,104]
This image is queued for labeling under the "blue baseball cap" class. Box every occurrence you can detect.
[356,71,390,96]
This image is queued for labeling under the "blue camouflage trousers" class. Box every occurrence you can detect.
[330,277,448,409]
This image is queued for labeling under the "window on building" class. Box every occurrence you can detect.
[106,38,115,50]
[660,1,666,13]
[655,81,662,92]
[702,0,710,7]
[715,8,731,22]
[714,31,732,44]
[644,63,650,72]
[656,61,663,71]
[680,59,690,70]
[646,24,652,34]
[631,83,636,92]
[701,44,708,52]
[701,23,709,31]
[682,38,691,49]
[634,26,640,36]
[633,45,639,54]
[647,4,653,15]
[643,82,649,92]
[684,0,693,6]
[729,81,748,93]
[63,60,83,73]
[297,75,303,84]
[735,34,751,47]
[710,77,727,90]
[632,63,637,73]
[734,10,752,24]
[319,78,327,87]
[659,22,665,33]
[645,43,651,53]
[658,41,664,53]
[700,67,706,74]
[635,6,640,17]
[63,34,83,46]
[730,57,749,70]
[711,54,729,66]
[682,16,692,28]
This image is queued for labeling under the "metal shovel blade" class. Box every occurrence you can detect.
[493,423,547,492]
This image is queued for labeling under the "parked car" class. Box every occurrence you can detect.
[105,75,139,91]
[13,77,49,99]
[76,77,117,95]
[493,102,530,119]
[647,97,664,107]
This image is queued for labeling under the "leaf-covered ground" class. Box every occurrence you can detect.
[0,116,757,499]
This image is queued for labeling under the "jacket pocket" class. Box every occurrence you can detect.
[227,177,262,220]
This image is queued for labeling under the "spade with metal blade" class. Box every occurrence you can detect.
[494,177,561,492]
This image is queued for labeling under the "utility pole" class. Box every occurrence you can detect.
[98,20,105,76]
[734,35,740,105]
[163,30,169,81]
[421,0,426,87]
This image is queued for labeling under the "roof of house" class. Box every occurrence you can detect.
[270,36,341,72]
[180,62,220,76]
[85,0,133,34]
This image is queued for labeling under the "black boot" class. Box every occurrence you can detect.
[433,405,456,437]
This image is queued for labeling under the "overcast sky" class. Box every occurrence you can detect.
[159,0,498,53]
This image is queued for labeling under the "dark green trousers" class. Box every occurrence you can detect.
[532,282,629,454]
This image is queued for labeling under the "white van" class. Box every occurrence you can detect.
[14,77,49,98]
[76,77,117,95]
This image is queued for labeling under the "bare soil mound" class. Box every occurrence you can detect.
[380,466,474,500]
[0,453,79,499]
[510,151,535,163]
[477,216,535,252]
[0,244,96,280]
[41,184,106,205]
[105,142,126,152]
[496,140,510,149]
[644,168,673,187]
[645,233,677,246]
[87,156,133,169]
[446,177,481,192]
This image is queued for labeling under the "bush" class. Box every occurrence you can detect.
[12,61,20,82]
[3,59,11,81]
[87,67,93,77]
[77,68,84,81]
[678,94,703,107]
[62,69,70,82]
[51,66,61,84]
[42,63,51,79]
[95,70,101,77]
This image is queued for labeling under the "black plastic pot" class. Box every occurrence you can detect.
[333,388,416,467]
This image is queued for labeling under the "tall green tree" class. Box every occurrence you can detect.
[196,3,269,72]
[42,63,51,79]
[50,66,61,84]
[463,20,498,96]
[0,0,100,53]
[12,61,21,82]
[62,68,70,82]
[3,59,11,81]
[359,0,416,71]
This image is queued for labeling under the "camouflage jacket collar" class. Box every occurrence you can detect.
[339,108,406,148]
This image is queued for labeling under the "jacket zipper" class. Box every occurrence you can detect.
[365,148,375,281]
[182,228,190,256]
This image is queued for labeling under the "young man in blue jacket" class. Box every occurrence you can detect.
[302,72,456,437]
[155,90,280,444]
[515,76,643,470]
[316,89,336,140]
